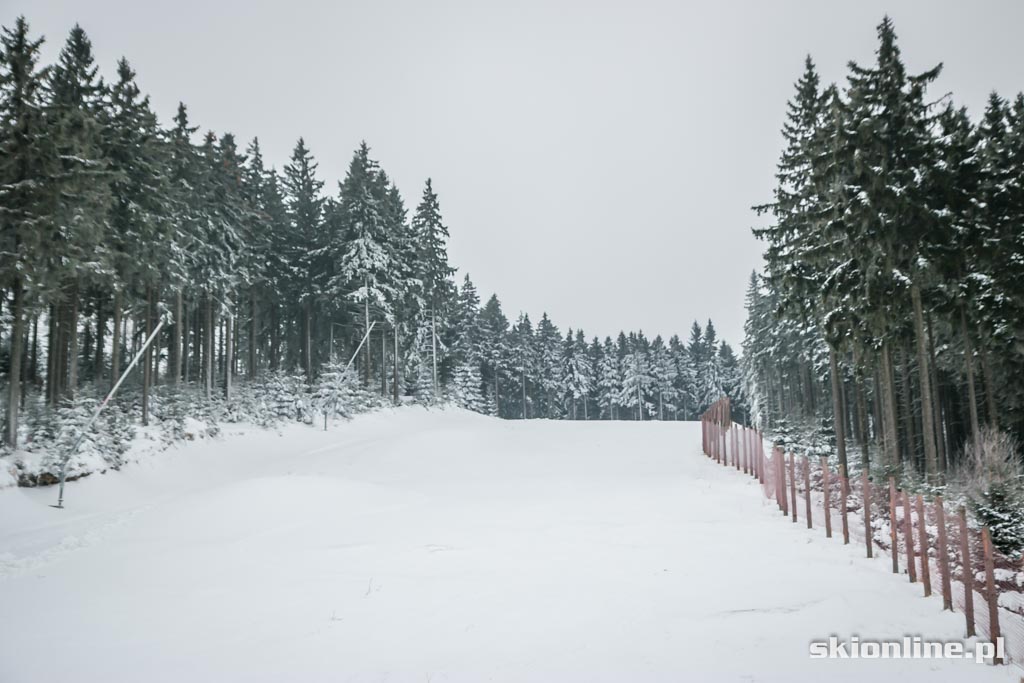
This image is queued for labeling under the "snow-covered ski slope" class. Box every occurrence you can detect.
[0,408,1015,682]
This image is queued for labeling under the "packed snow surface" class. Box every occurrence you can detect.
[0,408,1016,682]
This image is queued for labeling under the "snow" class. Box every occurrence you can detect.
[0,408,1018,682]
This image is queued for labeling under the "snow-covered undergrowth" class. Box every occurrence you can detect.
[0,411,1016,682]
[0,370,396,490]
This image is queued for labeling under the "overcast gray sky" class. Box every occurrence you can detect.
[6,0,1024,347]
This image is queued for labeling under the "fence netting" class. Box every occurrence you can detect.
[699,397,1024,667]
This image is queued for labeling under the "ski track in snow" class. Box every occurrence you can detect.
[0,407,1018,682]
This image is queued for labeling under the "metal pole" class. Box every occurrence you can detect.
[54,320,166,509]
[346,321,376,373]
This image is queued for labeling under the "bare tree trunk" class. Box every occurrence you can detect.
[204,296,213,401]
[45,305,55,405]
[960,306,982,458]
[53,303,67,404]
[979,344,998,428]
[269,304,279,372]
[829,345,849,478]
[5,278,25,448]
[249,290,257,379]
[183,301,191,384]
[30,315,39,386]
[879,341,900,472]
[494,374,500,417]
[364,283,371,386]
[111,290,122,390]
[898,344,917,468]
[925,309,946,472]
[393,326,399,405]
[521,367,527,419]
[305,299,313,381]
[381,329,387,397]
[170,290,182,386]
[911,284,938,480]
[224,307,233,400]
[852,348,870,468]
[431,308,439,399]
[94,299,105,384]
[142,288,153,426]
[636,355,643,421]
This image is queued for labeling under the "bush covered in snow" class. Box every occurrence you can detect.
[0,369,390,489]
[955,428,1024,557]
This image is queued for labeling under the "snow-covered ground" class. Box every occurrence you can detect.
[0,408,1016,682]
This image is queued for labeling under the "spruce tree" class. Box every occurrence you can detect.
[0,17,57,447]
[281,138,325,378]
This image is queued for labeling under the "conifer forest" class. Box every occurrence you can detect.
[0,17,742,484]
[747,18,1024,548]
[3,6,1024,681]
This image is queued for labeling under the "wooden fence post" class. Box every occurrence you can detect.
[742,427,748,474]
[959,506,976,637]
[821,457,831,538]
[789,452,797,523]
[935,496,953,611]
[726,425,731,467]
[862,471,872,558]
[721,424,727,466]
[759,430,766,484]
[889,478,900,574]
[916,494,931,596]
[734,426,740,471]
[804,455,812,529]
[903,490,917,583]
[981,527,1002,664]
[754,431,761,481]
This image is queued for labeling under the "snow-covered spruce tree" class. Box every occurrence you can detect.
[404,318,438,404]
[107,58,179,419]
[45,25,112,405]
[450,360,486,413]
[0,17,59,448]
[480,294,511,417]
[597,336,621,420]
[574,330,595,420]
[313,361,364,421]
[696,321,723,411]
[586,336,602,420]
[668,334,693,420]
[841,18,942,477]
[410,178,455,400]
[450,274,483,385]
[650,336,677,420]
[619,334,654,421]
[334,142,396,387]
[561,329,593,420]
[535,313,564,418]
[511,313,536,419]
[279,138,325,378]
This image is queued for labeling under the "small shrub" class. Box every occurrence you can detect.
[959,428,1024,558]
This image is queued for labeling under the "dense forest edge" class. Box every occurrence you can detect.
[744,17,1024,555]
[0,16,744,488]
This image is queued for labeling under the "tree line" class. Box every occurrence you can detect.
[746,17,1024,483]
[0,17,741,451]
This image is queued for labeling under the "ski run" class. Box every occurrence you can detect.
[0,408,1015,682]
